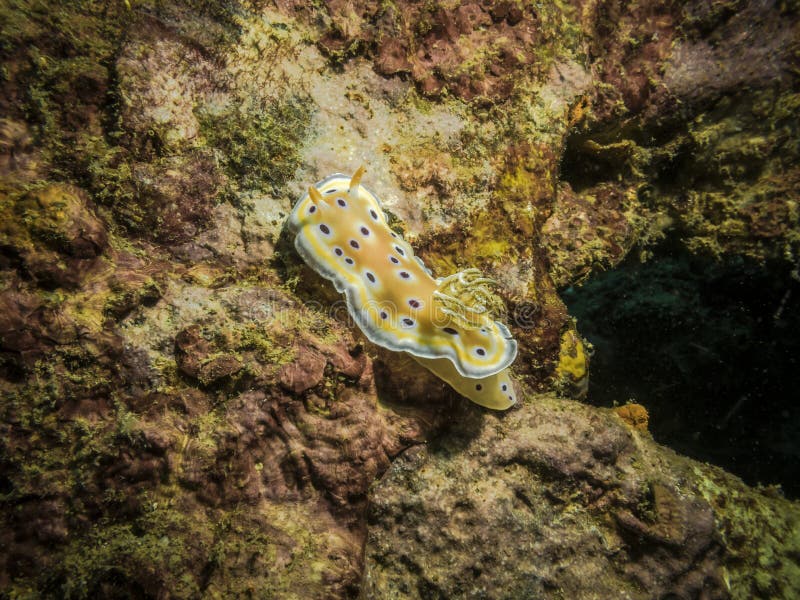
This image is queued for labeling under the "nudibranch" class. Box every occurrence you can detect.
[288,167,518,410]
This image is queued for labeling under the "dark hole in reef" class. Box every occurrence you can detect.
[0,472,13,495]
[0,355,27,383]
[560,130,636,192]
[562,239,800,498]
[43,565,149,599]
[560,120,678,193]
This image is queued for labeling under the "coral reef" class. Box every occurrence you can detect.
[363,396,796,598]
[310,0,582,101]
[553,0,800,269]
[0,0,798,598]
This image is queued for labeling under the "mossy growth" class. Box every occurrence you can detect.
[234,322,296,365]
[531,0,584,66]
[104,276,162,319]
[32,489,211,598]
[0,352,126,500]
[196,93,313,199]
[563,85,800,264]
[211,318,298,368]
[691,464,800,598]
[0,323,343,597]
[0,0,246,240]
[661,88,800,261]
[1,1,132,185]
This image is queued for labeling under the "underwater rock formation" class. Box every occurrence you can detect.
[0,0,798,598]
[364,396,800,598]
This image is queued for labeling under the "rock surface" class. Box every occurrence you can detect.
[364,396,799,599]
[0,0,798,598]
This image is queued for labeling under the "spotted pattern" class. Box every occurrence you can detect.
[288,170,518,409]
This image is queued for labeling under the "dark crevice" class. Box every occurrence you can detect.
[559,129,635,192]
[563,238,800,498]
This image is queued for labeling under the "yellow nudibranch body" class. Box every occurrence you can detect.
[288,168,518,410]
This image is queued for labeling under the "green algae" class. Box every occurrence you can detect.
[0,1,557,597]
[234,322,293,365]
[1,1,126,181]
[44,495,209,599]
[104,276,162,319]
[2,355,120,499]
[561,84,800,267]
[0,0,246,240]
[691,464,800,598]
[196,93,312,197]
[0,314,349,598]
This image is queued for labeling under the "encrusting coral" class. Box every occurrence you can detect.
[615,402,650,432]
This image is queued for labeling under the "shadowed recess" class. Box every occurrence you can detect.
[563,239,800,498]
